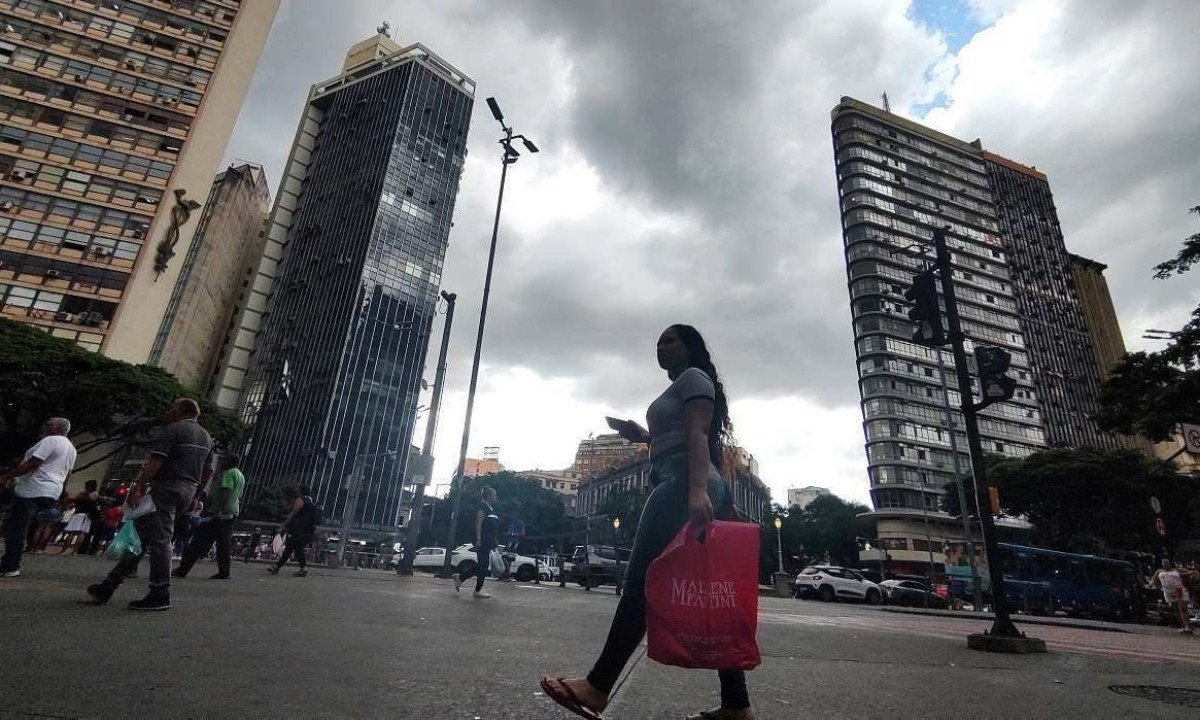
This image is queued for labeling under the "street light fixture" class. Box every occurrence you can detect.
[773,516,784,575]
[441,97,539,577]
[612,516,622,596]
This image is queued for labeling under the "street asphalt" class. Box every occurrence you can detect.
[1,552,1199,719]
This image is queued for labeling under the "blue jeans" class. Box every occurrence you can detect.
[1,495,56,572]
[99,481,197,595]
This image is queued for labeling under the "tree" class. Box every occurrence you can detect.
[943,447,1196,554]
[759,494,870,580]
[0,319,246,467]
[1096,206,1200,440]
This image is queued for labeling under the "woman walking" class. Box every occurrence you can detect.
[454,486,499,598]
[62,481,99,554]
[268,486,317,577]
[541,324,753,720]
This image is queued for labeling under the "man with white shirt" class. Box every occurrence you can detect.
[0,418,77,578]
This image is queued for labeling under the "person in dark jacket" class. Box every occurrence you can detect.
[268,486,318,577]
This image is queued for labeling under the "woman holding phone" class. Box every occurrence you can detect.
[541,324,753,720]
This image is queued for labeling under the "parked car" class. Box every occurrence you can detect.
[565,545,632,587]
[880,579,949,608]
[534,554,560,582]
[793,565,883,604]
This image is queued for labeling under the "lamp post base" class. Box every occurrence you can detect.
[967,631,1047,654]
[772,571,792,598]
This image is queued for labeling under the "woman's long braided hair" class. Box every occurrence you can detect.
[669,324,733,466]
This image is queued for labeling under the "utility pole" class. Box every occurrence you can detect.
[935,348,985,611]
[399,291,456,576]
[932,227,1044,652]
[336,460,364,568]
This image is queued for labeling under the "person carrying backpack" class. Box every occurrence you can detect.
[268,485,321,577]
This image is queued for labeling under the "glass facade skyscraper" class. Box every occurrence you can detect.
[236,35,473,532]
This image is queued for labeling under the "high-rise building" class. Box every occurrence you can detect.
[148,161,269,390]
[0,0,278,353]
[787,486,831,510]
[235,31,474,533]
[572,433,648,478]
[831,96,1133,576]
[979,151,1123,450]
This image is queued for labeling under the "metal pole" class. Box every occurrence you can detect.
[441,127,513,577]
[933,228,1022,640]
[919,471,936,607]
[775,524,785,574]
[400,292,457,575]
[935,348,984,611]
[337,459,362,567]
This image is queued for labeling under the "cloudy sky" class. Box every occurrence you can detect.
[222,0,1200,506]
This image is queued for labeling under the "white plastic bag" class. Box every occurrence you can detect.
[122,494,157,521]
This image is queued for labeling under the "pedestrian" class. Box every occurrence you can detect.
[64,481,100,554]
[1153,559,1194,635]
[267,486,318,577]
[454,486,499,597]
[0,418,77,578]
[244,526,262,563]
[173,454,245,580]
[86,398,214,611]
[541,324,754,720]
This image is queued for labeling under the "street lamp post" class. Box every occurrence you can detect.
[440,98,538,577]
[399,291,457,576]
[772,516,789,597]
[612,517,622,596]
[919,471,937,608]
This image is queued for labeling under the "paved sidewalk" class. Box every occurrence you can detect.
[1,553,1198,718]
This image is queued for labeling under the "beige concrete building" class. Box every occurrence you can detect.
[573,433,648,478]
[148,161,269,390]
[0,0,278,355]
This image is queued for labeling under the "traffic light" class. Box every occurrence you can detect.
[904,268,946,347]
[974,346,1017,409]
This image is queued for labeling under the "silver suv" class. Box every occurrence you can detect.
[793,565,883,605]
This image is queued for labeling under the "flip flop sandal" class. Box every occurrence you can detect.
[541,676,604,720]
[684,712,721,720]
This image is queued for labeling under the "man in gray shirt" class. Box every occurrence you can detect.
[87,398,214,611]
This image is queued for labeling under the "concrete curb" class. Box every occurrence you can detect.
[879,606,1131,633]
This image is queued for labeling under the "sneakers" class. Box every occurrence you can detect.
[454,574,463,592]
[0,570,21,578]
[209,573,230,580]
[170,568,188,578]
[474,591,491,599]
[128,594,171,611]
[86,583,114,604]
[293,569,307,577]
[266,565,280,575]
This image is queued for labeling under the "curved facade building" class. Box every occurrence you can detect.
[831,97,1047,515]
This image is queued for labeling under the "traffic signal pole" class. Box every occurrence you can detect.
[932,228,1045,652]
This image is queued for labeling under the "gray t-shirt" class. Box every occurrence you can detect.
[646,367,716,455]
[148,418,214,484]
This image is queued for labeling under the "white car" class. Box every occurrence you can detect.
[793,565,884,605]
[406,545,547,581]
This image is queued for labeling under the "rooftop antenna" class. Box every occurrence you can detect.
[882,91,891,113]
[377,21,392,38]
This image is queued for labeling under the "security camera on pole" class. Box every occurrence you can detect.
[908,227,1045,653]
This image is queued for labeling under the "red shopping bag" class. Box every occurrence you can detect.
[645,520,761,670]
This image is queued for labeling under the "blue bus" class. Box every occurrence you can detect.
[945,543,1138,621]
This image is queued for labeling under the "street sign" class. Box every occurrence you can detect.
[1182,423,1200,453]
[1150,496,1162,514]
[1155,516,1167,538]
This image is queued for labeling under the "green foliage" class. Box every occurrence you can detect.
[0,319,246,460]
[242,485,294,522]
[450,471,567,547]
[598,486,650,540]
[760,494,871,579]
[1098,206,1200,440]
[943,447,1196,554]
